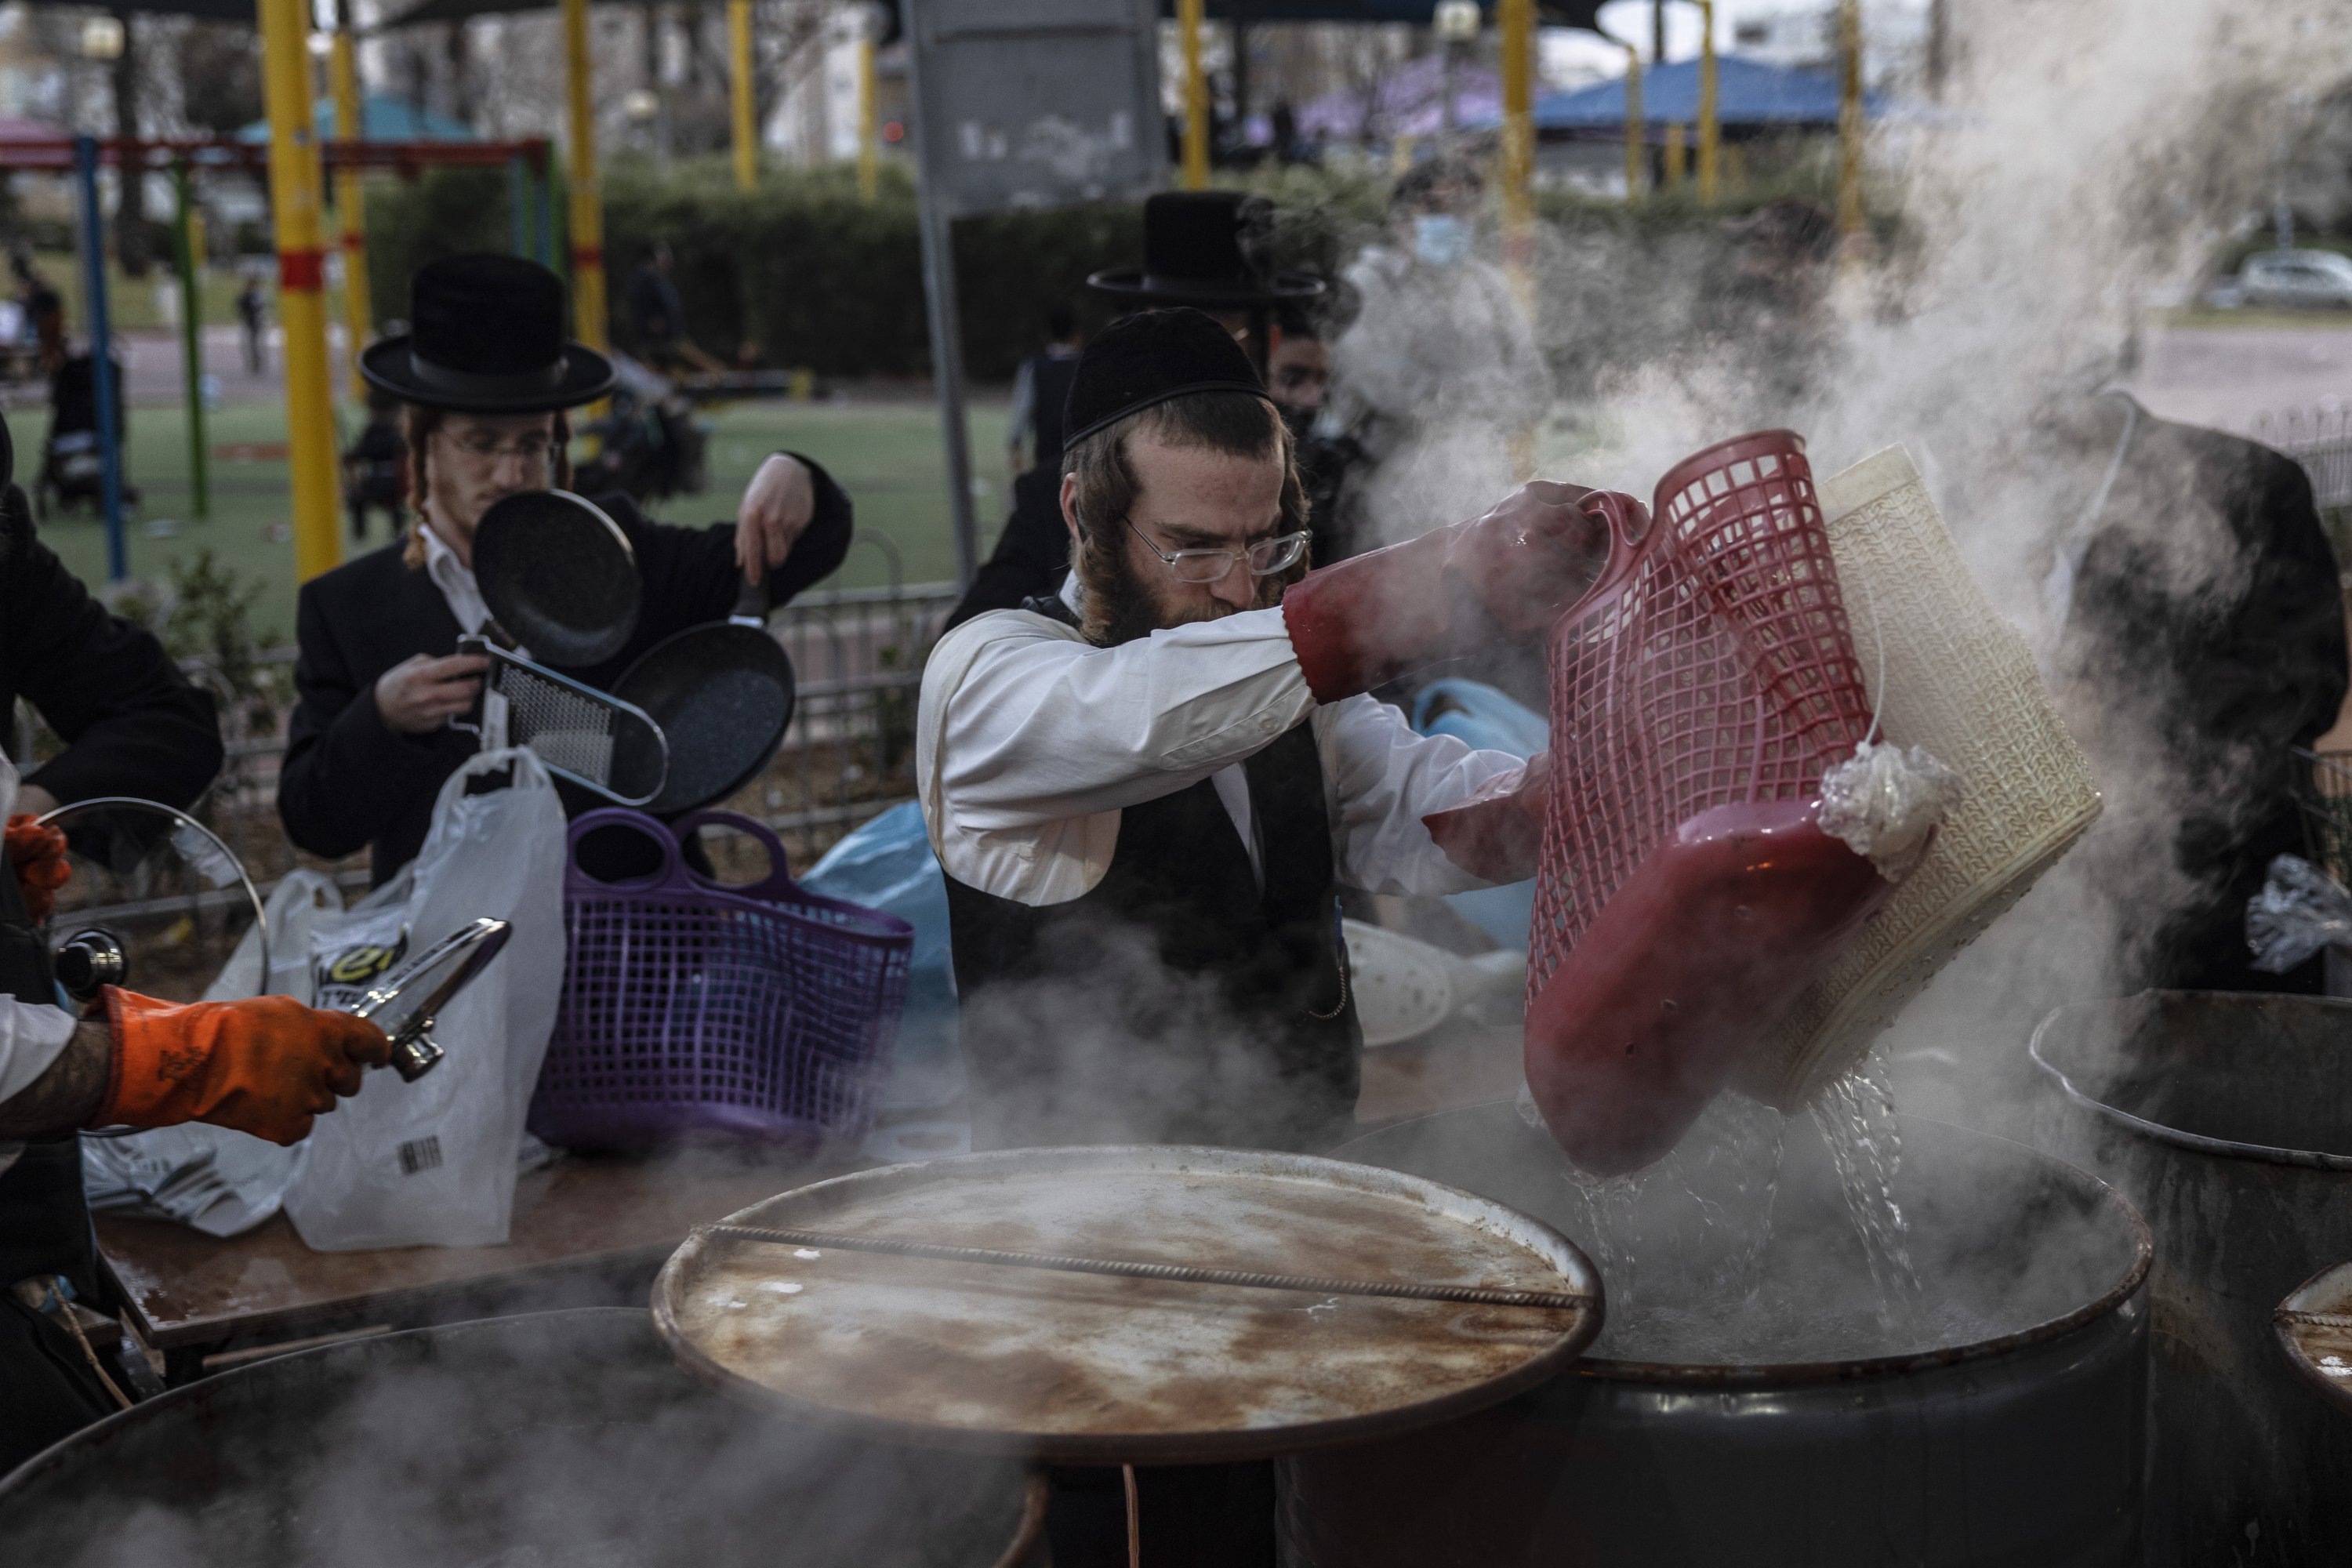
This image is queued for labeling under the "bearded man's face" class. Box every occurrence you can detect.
[1065,430,1298,646]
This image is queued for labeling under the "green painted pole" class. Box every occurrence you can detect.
[171,159,209,521]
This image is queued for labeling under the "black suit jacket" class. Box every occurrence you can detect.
[2060,407,2350,993]
[278,462,853,885]
[0,499,220,811]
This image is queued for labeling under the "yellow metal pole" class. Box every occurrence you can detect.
[1178,0,1207,191]
[856,35,877,203]
[330,24,371,403]
[1664,122,1685,186]
[1620,42,1642,205]
[1837,0,1864,238]
[1696,0,1718,204]
[1499,0,1533,237]
[728,0,756,191]
[563,0,608,353]
[259,0,342,581]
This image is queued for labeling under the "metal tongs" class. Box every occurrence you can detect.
[350,917,514,1081]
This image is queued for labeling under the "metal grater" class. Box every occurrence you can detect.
[455,637,670,805]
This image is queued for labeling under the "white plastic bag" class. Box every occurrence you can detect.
[81,868,346,1236]
[284,748,567,1250]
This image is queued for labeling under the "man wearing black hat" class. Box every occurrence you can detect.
[945,192,1327,629]
[918,306,1599,1568]
[278,256,854,885]
[920,307,1597,1153]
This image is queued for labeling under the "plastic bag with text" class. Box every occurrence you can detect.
[283,749,566,1250]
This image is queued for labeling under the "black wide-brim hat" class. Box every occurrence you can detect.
[1089,191,1326,309]
[361,253,615,414]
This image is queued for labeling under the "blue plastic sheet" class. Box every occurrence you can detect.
[800,802,962,1111]
[1411,680,1541,949]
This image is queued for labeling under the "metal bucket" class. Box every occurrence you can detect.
[2031,989,2352,1565]
[1281,1101,2151,1567]
[0,1307,1046,1567]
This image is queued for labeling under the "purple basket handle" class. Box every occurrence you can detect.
[566,807,688,896]
[670,809,804,902]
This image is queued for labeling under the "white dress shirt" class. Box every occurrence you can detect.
[917,575,1528,907]
[0,753,94,1176]
[419,521,495,637]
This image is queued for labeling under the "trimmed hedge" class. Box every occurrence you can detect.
[361,158,1382,382]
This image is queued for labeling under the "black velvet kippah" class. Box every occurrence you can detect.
[1060,307,1269,449]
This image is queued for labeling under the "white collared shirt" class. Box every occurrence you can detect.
[0,753,96,1174]
[419,521,494,638]
[916,574,1526,906]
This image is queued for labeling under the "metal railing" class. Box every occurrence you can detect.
[27,575,960,906]
[2249,404,2352,511]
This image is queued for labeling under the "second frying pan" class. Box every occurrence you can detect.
[612,573,797,817]
[473,489,641,667]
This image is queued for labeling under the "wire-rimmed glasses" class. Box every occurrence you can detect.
[1122,513,1311,584]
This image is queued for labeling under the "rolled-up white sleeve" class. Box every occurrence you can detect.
[0,998,85,1171]
[1317,695,1528,895]
[0,999,81,1105]
[938,604,1315,829]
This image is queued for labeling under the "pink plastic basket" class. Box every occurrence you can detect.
[528,808,914,1149]
[1523,430,1887,1172]
[1530,429,1874,980]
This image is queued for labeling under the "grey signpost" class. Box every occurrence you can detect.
[903,0,1165,588]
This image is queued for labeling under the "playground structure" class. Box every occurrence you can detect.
[0,131,557,584]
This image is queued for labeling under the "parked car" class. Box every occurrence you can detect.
[2236,248,2352,310]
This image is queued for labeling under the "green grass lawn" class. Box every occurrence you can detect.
[34,394,1011,644]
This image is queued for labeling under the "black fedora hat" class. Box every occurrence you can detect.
[1088,191,1325,309]
[361,254,615,414]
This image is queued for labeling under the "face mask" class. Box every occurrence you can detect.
[1413,213,1472,267]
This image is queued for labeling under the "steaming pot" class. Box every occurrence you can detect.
[2032,990,2352,1566]
[1280,1102,2151,1567]
[0,1307,1046,1567]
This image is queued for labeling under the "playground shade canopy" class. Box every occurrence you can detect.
[238,94,478,143]
[1525,55,1887,133]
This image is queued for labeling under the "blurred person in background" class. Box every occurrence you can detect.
[279,256,852,888]
[1711,198,1841,414]
[1005,305,1084,488]
[1324,157,1551,558]
[946,194,1325,630]
[2048,389,2349,995]
[626,242,726,376]
[11,254,62,373]
[343,387,408,543]
[235,274,267,377]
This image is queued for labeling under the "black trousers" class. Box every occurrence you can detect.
[0,1290,114,1475]
[1043,1461,1276,1568]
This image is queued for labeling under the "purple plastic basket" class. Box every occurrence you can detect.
[528,808,915,1149]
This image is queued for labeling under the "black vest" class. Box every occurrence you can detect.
[944,715,1362,1153]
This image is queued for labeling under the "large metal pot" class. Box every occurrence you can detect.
[1282,1101,2151,1567]
[2031,989,2352,1565]
[0,1307,1046,1567]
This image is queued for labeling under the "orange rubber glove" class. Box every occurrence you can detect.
[4,813,68,922]
[89,989,394,1146]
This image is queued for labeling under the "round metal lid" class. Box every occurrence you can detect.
[653,1145,1602,1463]
[2278,1261,2352,1417]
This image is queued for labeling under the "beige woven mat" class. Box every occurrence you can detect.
[1734,446,2103,1109]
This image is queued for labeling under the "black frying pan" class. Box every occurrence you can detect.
[612,572,797,816]
[473,489,642,667]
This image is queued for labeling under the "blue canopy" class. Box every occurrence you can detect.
[238,93,477,143]
[1525,56,1886,134]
